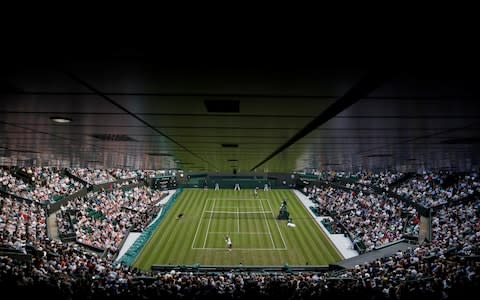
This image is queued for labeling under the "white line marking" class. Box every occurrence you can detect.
[208,198,267,201]
[209,232,271,235]
[237,207,240,232]
[203,198,216,248]
[206,206,251,209]
[191,196,210,249]
[203,210,272,214]
[260,197,276,248]
[192,247,287,251]
[265,196,288,249]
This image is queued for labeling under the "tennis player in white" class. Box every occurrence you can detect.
[225,235,232,251]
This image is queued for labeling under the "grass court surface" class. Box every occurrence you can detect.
[133,189,341,270]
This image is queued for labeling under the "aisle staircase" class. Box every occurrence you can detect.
[47,212,60,241]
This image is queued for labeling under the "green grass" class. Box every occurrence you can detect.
[133,189,342,270]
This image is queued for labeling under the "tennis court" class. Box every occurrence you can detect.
[191,197,287,250]
[133,189,341,270]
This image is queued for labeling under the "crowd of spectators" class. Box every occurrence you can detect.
[1,167,181,204]
[357,171,405,190]
[23,166,85,198]
[69,168,117,185]
[1,168,37,200]
[1,195,479,299]
[394,172,480,208]
[0,196,47,253]
[109,168,140,180]
[305,185,418,252]
[60,186,164,252]
[1,167,84,204]
[431,201,480,256]
[0,169,479,299]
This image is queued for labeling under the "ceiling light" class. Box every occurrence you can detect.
[50,117,72,123]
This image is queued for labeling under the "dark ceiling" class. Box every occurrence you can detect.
[1,51,480,173]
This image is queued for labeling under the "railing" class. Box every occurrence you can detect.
[10,167,34,184]
[430,191,479,211]
[151,264,330,273]
[47,188,89,214]
[373,238,406,250]
[0,187,35,204]
[64,169,90,186]
[386,190,430,216]
[388,172,414,188]
[75,241,105,253]
[119,181,145,191]
[0,250,32,263]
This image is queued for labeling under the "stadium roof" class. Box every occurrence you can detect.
[1,46,479,172]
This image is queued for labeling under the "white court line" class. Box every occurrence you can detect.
[237,207,240,232]
[208,206,253,209]
[204,210,272,214]
[208,198,267,201]
[209,232,271,235]
[192,247,287,251]
[202,198,216,248]
[191,197,210,249]
[265,196,288,249]
[260,198,276,248]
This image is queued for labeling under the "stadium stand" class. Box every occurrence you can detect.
[0,168,479,299]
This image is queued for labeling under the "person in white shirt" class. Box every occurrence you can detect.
[225,235,232,251]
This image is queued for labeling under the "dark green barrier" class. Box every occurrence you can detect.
[47,188,89,214]
[0,251,32,263]
[118,188,183,266]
